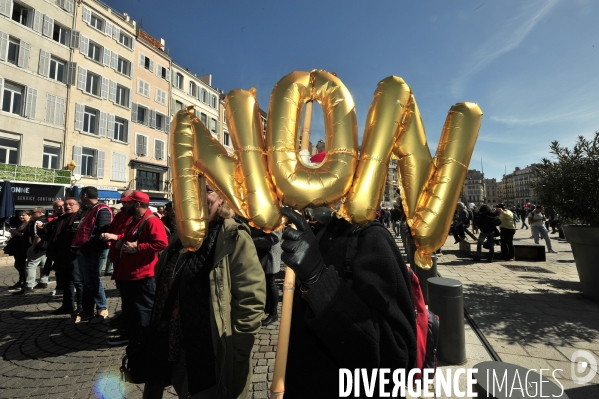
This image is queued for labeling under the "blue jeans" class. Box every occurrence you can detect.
[475,232,495,260]
[531,225,553,251]
[78,249,109,313]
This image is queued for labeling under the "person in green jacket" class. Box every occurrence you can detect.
[144,184,266,399]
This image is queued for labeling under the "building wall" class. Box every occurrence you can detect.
[129,30,170,198]
[0,0,74,170]
[65,0,137,190]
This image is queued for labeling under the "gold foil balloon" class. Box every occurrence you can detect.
[411,102,483,268]
[225,88,282,231]
[266,70,359,209]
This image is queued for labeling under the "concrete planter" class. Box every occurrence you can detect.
[563,225,599,301]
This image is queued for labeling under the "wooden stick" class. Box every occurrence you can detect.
[270,100,313,399]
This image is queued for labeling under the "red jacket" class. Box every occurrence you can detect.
[113,209,168,281]
[107,210,133,264]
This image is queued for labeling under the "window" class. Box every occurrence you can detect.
[201,88,207,103]
[113,116,127,142]
[155,88,166,106]
[53,24,70,46]
[223,108,227,123]
[0,138,19,165]
[7,37,19,65]
[137,79,150,97]
[112,152,127,181]
[137,105,147,125]
[223,131,230,147]
[211,95,217,109]
[81,148,95,176]
[49,57,66,83]
[189,81,197,97]
[83,107,98,134]
[11,2,29,26]
[85,71,100,96]
[200,113,207,126]
[42,145,60,169]
[136,170,160,191]
[117,56,131,76]
[119,33,133,49]
[115,85,129,107]
[210,118,217,134]
[139,54,154,72]
[2,81,24,115]
[155,113,164,131]
[154,139,165,160]
[87,41,102,62]
[175,73,183,90]
[90,14,104,31]
[157,65,169,80]
[135,134,148,157]
[175,100,184,113]
[45,94,66,126]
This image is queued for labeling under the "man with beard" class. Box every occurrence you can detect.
[107,191,168,345]
[71,187,113,322]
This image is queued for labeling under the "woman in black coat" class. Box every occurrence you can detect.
[473,204,501,262]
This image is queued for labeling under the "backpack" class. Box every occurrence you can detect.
[338,221,440,381]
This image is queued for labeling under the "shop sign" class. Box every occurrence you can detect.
[0,183,65,206]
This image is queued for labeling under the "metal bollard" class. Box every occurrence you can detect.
[427,277,467,364]
[415,253,438,304]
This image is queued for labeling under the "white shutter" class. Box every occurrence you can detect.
[107,114,115,139]
[155,88,160,103]
[0,31,7,61]
[66,62,77,86]
[38,50,50,77]
[150,110,156,129]
[165,117,170,134]
[96,150,105,178]
[18,41,30,69]
[33,10,43,34]
[155,140,165,160]
[99,111,107,137]
[64,0,74,13]
[136,135,143,155]
[128,90,132,108]
[79,35,89,56]
[143,82,150,97]
[139,54,144,67]
[101,77,109,99]
[73,145,82,175]
[77,67,87,91]
[131,103,138,123]
[149,59,154,73]
[57,97,65,126]
[111,51,118,70]
[130,36,135,50]
[24,87,37,119]
[42,15,54,37]
[103,48,111,66]
[0,78,3,109]
[142,135,148,156]
[82,6,91,24]
[75,103,84,131]
[109,80,117,103]
[112,26,120,41]
[45,94,55,124]
[124,119,129,142]
[137,79,143,95]
[69,30,80,49]
[104,21,113,37]
[0,0,11,17]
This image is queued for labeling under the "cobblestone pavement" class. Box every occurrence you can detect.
[1,226,599,398]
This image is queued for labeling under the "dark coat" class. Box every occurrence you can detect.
[250,228,282,275]
[285,217,416,398]
[476,212,501,234]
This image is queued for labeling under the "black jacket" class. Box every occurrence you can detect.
[46,211,84,271]
[476,212,501,234]
[285,217,416,398]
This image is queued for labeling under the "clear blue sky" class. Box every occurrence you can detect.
[104,0,599,180]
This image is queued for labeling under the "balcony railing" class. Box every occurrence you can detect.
[134,178,169,192]
[0,164,71,184]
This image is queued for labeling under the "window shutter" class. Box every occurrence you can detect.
[112,26,120,41]
[0,31,7,61]
[77,67,87,91]
[69,30,80,49]
[130,36,135,50]
[45,94,55,124]
[165,116,170,134]
[57,97,65,126]
[64,0,74,13]
[109,80,117,103]
[66,62,77,86]
[18,41,30,69]
[150,110,156,129]
[25,87,37,119]
[139,54,144,67]
[80,35,89,56]
[128,89,132,108]
[99,111,107,137]
[112,153,124,180]
[136,135,143,155]
[155,140,165,160]
[38,50,50,77]
[142,136,148,156]
[107,114,115,139]
[128,60,133,77]
[124,120,129,142]
[96,150,105,178]
[33,10,43,33]
[155,88,160,103]
[73,145,82,175]
[111,51,117,70]
[103,48,111,66]
[0,0,11,17]
[137,79,143,95]
[149,59,154,73]
[165,68,170,81]
[42,15,54,37]
[131,103,138,122]
[144,82,150,97]
[111,153,118,180]
[171,98,176,115]
[104,21,113,37]
[75,103,84,131]
[82,6,91,24]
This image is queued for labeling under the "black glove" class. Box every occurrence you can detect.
[280,207,325,289]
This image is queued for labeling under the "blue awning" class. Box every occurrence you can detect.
[97,190,121,201]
